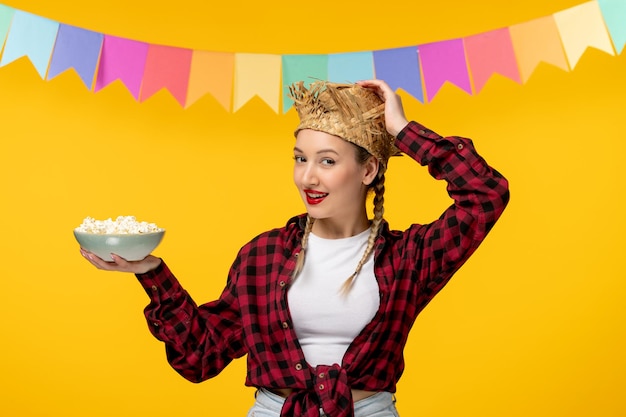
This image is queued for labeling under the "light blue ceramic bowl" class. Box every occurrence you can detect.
[74,229,165,262]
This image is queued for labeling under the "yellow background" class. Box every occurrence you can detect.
[1,0,625,416]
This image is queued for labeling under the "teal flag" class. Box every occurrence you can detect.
[282,54,328,113]
[0,4,15,47]
[598,0,626,54]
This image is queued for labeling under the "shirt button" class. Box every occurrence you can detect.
[152,322,159,327]
[457,143,464,150]
[418,129,426,134]
[282,322,289,329]
[318,372,325,378]
[319,384,325,390]
[279,281,286,287]
[295,363,303,371]
[294,252,299,257]
[151,285,158,291]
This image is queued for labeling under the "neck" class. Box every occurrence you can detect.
[311,214,371,239]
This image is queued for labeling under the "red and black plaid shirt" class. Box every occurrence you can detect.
[136,121,510,417]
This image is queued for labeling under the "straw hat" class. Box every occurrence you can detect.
[288,81,401,167]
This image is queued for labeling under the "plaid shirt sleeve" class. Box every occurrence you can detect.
[394,121,510,310]
[135,257,246,382]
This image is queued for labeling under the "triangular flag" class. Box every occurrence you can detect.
[418,39,472,101]
[509,16,569,82]
[374,46,424,103]
[281,54,328,113]
[464,27,521,93]
[139,44,192,107]
[47,24,103,89]
[597,0,626,54]
[233,53,281,113]
[94,35,149,100]
[0,4,15,47]
[0,10,59,79]
[554,1,615,68]
[186,50,235,110]
[327,51,374,83]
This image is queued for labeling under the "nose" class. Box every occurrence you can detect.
[300,162,319,186]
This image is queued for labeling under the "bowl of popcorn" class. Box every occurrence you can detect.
[74,216,165,261]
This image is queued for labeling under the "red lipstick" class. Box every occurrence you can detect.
[304,189,328,205]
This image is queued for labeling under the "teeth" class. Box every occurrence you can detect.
[307,193,327,198]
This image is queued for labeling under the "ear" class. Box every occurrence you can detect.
[362,156,380,186]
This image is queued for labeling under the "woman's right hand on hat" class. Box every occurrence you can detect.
[356,79,409,137]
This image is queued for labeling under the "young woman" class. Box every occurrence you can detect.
[80,79,510,417]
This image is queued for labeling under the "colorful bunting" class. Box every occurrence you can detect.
[47,25,103,88]
[282,54,328,113]
[140,44,192,106]
[419,39,472,101]
[554,1,615,69]
[0,11,59,79]
[95,35,149,99]
[598,0,626,54]
[0,1,621,112]
[0,4,14,46]
[464,28,521,93]
[327,52,375,84]
[509,16,569,83]
[186,50,235,110]
[233,53,281,113]
[373,47,423,103]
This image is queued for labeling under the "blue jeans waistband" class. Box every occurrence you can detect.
[249,388,398,416]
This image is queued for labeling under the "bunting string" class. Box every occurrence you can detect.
[0,1,624,113]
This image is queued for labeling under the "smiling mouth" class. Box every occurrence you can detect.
[304,190,328,205]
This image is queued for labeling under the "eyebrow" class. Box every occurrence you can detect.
[293,146,340,155]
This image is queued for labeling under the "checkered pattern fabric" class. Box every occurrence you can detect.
[136,121,510,417]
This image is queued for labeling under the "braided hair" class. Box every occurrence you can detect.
[291,143,386,295]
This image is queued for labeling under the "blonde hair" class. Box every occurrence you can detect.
[291,150,387,295]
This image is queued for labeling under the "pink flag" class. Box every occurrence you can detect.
[95,35,149,99]
[140,44,192,106]
[464,28,521,93]
[418,39,472,101]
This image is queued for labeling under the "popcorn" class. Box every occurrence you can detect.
[76,216,163,234]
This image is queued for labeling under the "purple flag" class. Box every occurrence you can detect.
[418,39,472,101]
[48,24,103,88]
[373,47,423,103]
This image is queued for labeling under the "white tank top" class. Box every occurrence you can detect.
[287,228,380,367]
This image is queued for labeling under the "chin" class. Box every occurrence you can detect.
[305,207,328,220]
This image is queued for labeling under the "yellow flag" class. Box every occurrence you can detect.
[554,1,615,69]
[233,53,281,113]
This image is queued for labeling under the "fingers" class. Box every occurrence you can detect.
[357,79,409,136]
[356,79,393,100]
[356,79,388,89]
[80,249,161,274]
[80,248,128,272]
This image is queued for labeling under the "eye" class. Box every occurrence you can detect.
[293,155,306,163]
[321,158,335,166]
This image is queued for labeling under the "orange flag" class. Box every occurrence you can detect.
[186,50,235,110]
[509,16,569,82]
